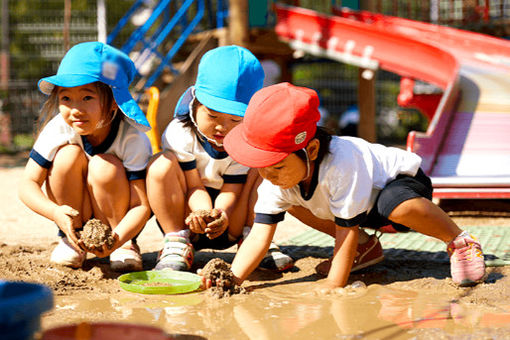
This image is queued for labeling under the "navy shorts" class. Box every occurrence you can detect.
[360,168,433,232]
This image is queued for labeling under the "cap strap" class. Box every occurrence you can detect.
[302,147,310,179]
[188,88,223,147]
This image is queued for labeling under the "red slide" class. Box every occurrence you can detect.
[275,4,510,199]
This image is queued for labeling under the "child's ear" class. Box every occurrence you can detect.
[306,138,320,161]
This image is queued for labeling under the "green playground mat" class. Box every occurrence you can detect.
[282,226,510,267]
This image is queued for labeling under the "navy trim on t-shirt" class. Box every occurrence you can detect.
[126,169,146,181]
[254,212,286,224]
[179,160,196,170]
[29,149,52,169]
[335,211,367,227]
[81,115,120,156]
[223,174,247,184]
[197,137,228,159]
[299,160,320,200]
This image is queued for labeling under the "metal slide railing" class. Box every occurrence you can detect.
[107,0,205,93]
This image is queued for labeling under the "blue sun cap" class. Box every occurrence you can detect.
[38,41,150,132]
[174,45,264,118]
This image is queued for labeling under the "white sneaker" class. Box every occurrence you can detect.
[110,242,143,272]
[50,237,86,269]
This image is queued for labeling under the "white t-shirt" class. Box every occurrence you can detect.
[30,114,152,180]
[254,136,422,226]
[162,118,249,190]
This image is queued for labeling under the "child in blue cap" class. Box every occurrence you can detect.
[19,42,152,272]
[146,45,294,271]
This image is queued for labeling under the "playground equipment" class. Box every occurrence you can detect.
[274,4,510,199]
[109,1,510,199]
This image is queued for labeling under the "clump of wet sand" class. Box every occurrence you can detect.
[200,258,247,298]
[79,219,115,250]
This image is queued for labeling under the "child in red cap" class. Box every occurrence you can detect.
[221,82,486,291]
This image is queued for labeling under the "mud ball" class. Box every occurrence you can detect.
[200,258,246,298]
[79,219,115,250]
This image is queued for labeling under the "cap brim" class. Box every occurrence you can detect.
[196,90,247,117]
[174,87,194,117]
[38,74,100,95]
[112,87,151,132]
[224,125,289,168]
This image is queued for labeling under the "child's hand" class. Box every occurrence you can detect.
[185,211,208,234]
[83,232,120,258]
[205,209,228,239]
[52,205,82,249]
[314,279,342,296]
[185,209,227,237]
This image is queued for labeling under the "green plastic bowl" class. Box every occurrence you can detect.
[118,270,201,295]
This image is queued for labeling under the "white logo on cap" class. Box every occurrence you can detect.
[102,61,118,80]
[295,131,307,144]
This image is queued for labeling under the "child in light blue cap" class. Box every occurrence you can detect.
[146,45,294,272]
[19,41,152,272]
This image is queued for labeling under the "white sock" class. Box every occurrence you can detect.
[165,229,190,241]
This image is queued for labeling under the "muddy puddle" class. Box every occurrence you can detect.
[41,280,510,339]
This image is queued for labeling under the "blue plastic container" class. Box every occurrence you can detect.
[0,280,54,340]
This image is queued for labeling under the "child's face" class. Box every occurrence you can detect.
[58,83,116,136]
[195,104,242,146]
[258,153,307,189]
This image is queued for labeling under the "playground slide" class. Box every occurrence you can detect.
[274,4,510,198]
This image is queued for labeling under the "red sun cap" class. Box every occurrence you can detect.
[224,82,321,168]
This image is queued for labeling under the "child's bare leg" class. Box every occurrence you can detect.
[87,154,129,238]
[388,197,461,243]
[146,151,188,233]
[228,169,262,239]
[46,145,89,268]
[389,197,485,286]
[146,151,193,270]
[46,145,91,225]
[87,153,143,271]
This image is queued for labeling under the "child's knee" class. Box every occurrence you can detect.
[88,154,124,184]
[53,144,87,169]
[147,151,182,181]
[387,197,428,222]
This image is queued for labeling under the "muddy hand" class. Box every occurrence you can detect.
[82,232,119,258]
[53,205,82,250]
[197,268,230,289]
[314,279,341,296]
[185,213,207,234]
[205,209,228,239]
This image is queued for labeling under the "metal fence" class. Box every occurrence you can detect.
[2,0,507,149]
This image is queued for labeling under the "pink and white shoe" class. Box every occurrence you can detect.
[110,242,143,272]
[447,232,486,287]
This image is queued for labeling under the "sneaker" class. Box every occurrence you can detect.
[50,237,86,269]
[315,234,384,276]
[258,242,294,271]
[155,236,194,271]
[240,227,294,271]
[447,232,486,287]
[110,242,143,272]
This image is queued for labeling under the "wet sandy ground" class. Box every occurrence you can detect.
[1,159,510,339]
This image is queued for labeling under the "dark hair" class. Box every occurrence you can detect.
[294,126,332,165]
[175,97,201,133]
